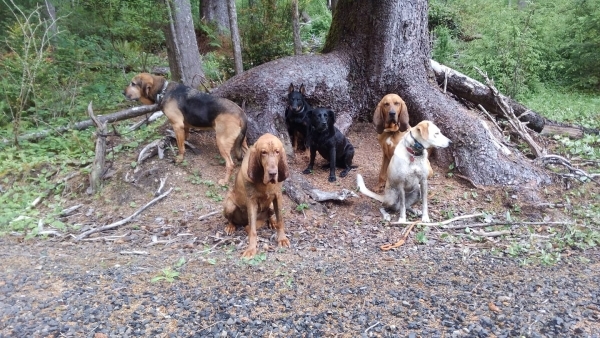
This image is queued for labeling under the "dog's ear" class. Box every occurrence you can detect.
[288,83,295,94]
[277,147,289,182]
[299,84,306,95]
[327,109,336,134]
[398,101,410,132]
[373,101,385,134]
[415,121,430,141]
[246,146,263,183]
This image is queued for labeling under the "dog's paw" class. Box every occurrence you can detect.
[224,224,236,236]
[278,236,290,248]
[407,208,422,217]
[328,175,336,182]
[302,168,312,175]
[339,170,349,178]
[241,246,258,258]
[175,155,184,164]
[379,208,391,222]
[421,214,430,223]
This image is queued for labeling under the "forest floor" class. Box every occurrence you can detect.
[1,121,599,338]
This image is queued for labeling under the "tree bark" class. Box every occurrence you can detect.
[227,0,243,74]
[87,102,107,195]
[164,0,205,88]
[291,0,302,55]
[200,0,231,34]
[213,0,551,187]
[430,60,545,133]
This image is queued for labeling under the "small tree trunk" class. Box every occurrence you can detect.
[43,0,58,39]
[200,0,230,34]
[227,0,243,74]
[87,103,107,195]
[292,0,302,55]
[164,0,204,88]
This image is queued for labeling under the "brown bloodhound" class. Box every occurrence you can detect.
[222,133,290,258]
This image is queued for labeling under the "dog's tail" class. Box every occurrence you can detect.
[234,101,249,161]
[356,174,384,203]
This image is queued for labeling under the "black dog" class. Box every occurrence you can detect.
[302,108,356,182]
[285,83,312,152]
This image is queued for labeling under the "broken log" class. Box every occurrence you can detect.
[87,102,107,195]
[430,60,545,133]
[3,104,160,144]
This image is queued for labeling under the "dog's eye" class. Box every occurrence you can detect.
[384,102,390,106]
[131,82,136,86]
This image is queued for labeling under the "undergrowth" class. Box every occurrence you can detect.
[0,121,162,236]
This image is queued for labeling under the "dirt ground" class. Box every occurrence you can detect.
[1,120,599,337]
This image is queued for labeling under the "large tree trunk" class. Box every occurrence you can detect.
[213,0,550,186]
[200,0,231,34]
[164,0,204,88]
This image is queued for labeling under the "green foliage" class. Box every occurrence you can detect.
[151,257,186,283]
[238,0,294,67]
[556,0,600,89]
[430,0,600,95]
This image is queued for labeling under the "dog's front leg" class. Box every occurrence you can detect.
[272,192,290,248]
[327,147,337,182]
[302,146,317,174]
[242,201,259,258]
[420,178,430,222]
[397,188,407,223]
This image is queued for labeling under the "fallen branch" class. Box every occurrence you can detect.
[430,60,545,132]
[120,251,149,255]
[442,220,575,230]
[198,210,220,221]
[86,102,108,195]
[475,67,545,158]
[155,176,167,196]
[389,213,484,226]
[472,230,511,237]
[4,104,159,144]
[539,154,600,185]
[380,220,419,251]
[74,187,173,241]
[128,111,164,131]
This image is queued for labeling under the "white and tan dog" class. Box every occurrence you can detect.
[357,120,451,222]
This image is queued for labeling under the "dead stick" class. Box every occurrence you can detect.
[75,187,173,241]
[472,230,511,237]
[380,220,419,251]
[389,213,484,226]
[443,221,574,230]
[199,210,220,221]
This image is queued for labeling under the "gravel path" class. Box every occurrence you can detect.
[1,238,599,338]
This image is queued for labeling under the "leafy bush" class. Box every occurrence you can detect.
[238,0,294,68]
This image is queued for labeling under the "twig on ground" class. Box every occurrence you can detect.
[365,321,381,334]
[539,154,600,185]
[80,232,130,242]
[199,210,220,221]
[389,213,484,226]
[120,251,149,255]
[60,204,82,217]
[380,220,420,251]
[74,187,173,241]
[472,230,511,237]
[443,220,574,230]
[155,175,167,196]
